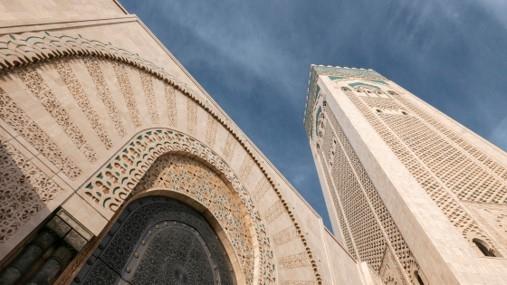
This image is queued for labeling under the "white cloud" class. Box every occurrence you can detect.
[161,1,303,107]
[479,0,507,29]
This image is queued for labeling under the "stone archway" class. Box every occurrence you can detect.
[73,129,275,284]
[74,196,235,285]
[0,30,323,283]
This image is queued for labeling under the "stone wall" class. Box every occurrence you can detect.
[306,67,507,285]
[0,2,370,284]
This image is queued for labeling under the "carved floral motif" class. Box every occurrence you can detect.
[111,62,142,128]
[0,139,63,242]
[0,31,323,283]
[139,70,159,124]
[54,60,113,149]
[379,248,408,285]
[79,128,275,284]
[0,87,81,179]
[17,67,97,162]
[83,57,127,137]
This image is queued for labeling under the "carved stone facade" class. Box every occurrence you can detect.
[0,2,375,284]
[314,100,419,284]
[305,65,507,284]
[79,128,275,283]
[0,139,64,243]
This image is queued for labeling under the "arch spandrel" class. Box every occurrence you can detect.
[0,31,323,284]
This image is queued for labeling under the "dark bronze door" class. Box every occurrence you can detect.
[73,197,235,285]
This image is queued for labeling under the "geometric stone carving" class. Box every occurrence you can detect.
[54,60,113,150]
[139,70,160,124]
[16,67,97,162]
[264,201,285,224]
[320,107,419,283]
[78,128,275,284]
[110,62,142,128]
[304,65,387,137]
[164,85,177,127]
[83,58,127,137]
[394,94,507,185]
[74,197,234,284]
[379,248,408,285]
[134,154,254,283]
[464,202,507,248]
[0,88,82,179]
[272,226,298,246]
[345,89,500,254]
[0,31,323,283]
[0,139,64,243]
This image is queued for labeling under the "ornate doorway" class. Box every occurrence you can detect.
[74,197,235,284]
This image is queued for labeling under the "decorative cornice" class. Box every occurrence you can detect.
[303,64,387,139]
[311,65,387,81]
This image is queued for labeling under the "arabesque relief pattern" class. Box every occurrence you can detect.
[344,88,500,253]
[83,57,127,137]
[0,31,323,283]
[79,128,275,284]
[111,62,142,128]
[17,67,97,162]
[0,88,82,179]
[139,70,160,124]
[54,60,113,149]
[303,65,387,137]
[133,155,252,282]
[0,139,63,242]
[164,85,177,126]
[318,109,418,284]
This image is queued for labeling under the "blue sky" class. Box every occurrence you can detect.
[120,0,507,228]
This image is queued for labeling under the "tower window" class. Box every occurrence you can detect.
[472,238,497,257]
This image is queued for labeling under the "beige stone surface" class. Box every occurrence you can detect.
[305,65,507,284]
[0,0,126,25]
[61,194,108,236]
[0,2,374,284]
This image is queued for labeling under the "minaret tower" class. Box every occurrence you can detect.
[304,65,507,285]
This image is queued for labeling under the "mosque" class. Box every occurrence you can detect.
[0,1,506,284]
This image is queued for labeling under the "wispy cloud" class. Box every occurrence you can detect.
[153,1,306,108]
[122,0,507,228]
[478,0,507,29]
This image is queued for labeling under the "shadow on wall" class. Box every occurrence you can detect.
[0,140,75,284]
